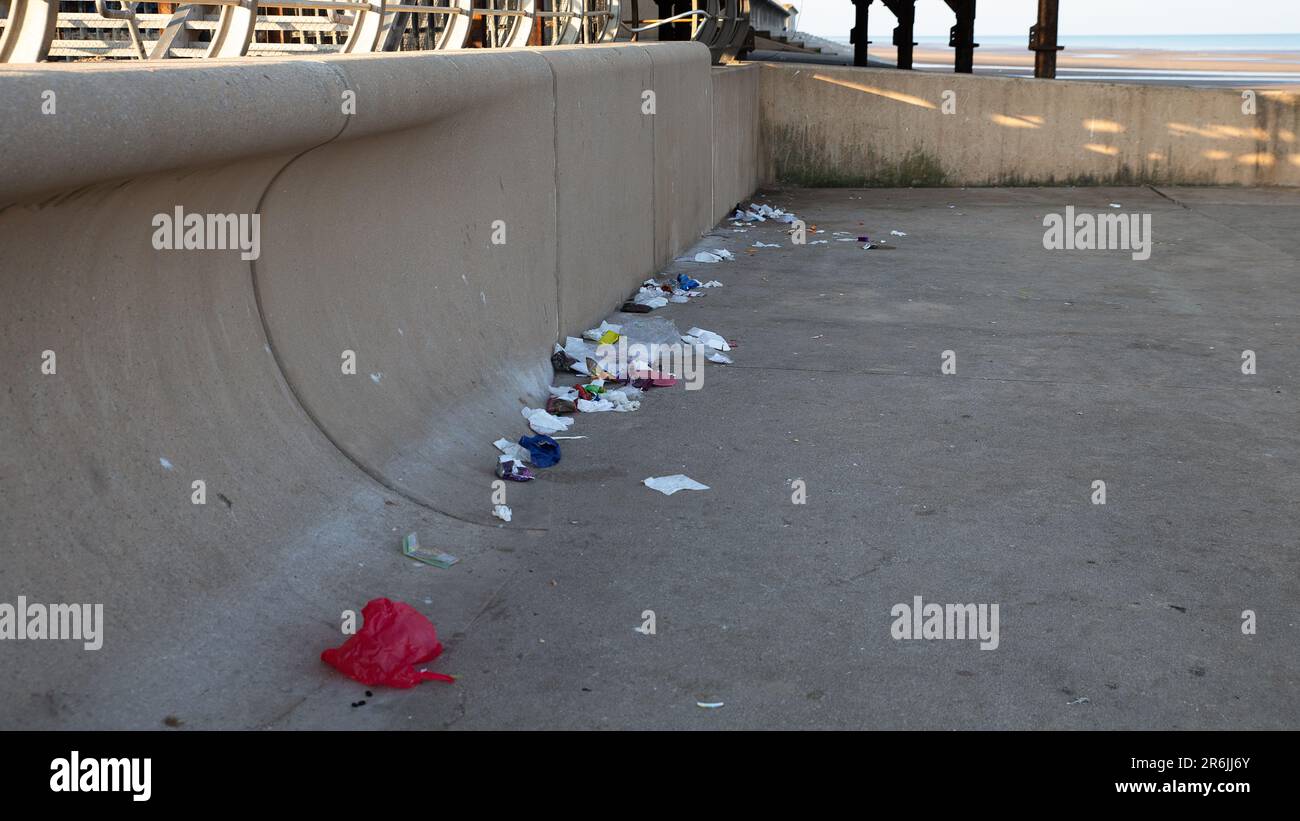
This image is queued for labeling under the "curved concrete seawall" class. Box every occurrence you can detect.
[0,45,759,727]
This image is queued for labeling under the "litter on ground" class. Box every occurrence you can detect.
[401,533,460,569]
[684,327,730,351]
[583,320,621,342]
[518,434,562,467]
[499,207,750,526]
[692,251,725,263]
[494,437,529,462]
[522,406,574,435]
[321,597,455,687]
[643,475,710,495]
[495,459,534,482]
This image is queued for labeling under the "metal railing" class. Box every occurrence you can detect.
[0,0,748,62]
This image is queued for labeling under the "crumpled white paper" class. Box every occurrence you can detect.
[563,336,597,361]
[643,475,710,495]
[634,285,669,309]
[583,320,622,341]
[522,407,574,435]
[685,327,730,352]
[494,438,530,463]
[492,504,512,522]
[605,390,641,411]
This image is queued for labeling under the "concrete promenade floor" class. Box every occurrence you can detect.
[281,186,1299,729]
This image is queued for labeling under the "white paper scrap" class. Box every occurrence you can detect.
[522,407,574,435]
[643,475,710,495]
[494,438,530,463]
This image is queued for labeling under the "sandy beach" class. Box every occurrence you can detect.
[779,35,1300,90]
[915,44,1300,86]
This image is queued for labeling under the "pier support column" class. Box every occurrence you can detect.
[1029,0,1064,79]
[944,0,977,74]
[883,0,916,70]
[850,0,872,67]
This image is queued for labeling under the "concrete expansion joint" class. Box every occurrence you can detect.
[316,59,356,145]
[1146,184,1190,209]
[243,102,506,532]
[544,52,562,344]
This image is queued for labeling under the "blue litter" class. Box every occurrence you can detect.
[518,434,562,468]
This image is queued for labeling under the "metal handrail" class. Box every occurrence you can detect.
[2,0,739,61]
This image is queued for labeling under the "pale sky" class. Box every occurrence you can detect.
[796,0,1300,38]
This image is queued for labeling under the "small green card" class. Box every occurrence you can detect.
[402,532,459,569]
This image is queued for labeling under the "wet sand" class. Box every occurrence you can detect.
[775,36,1300,90]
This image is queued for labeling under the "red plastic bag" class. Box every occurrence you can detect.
[321,597,455,688]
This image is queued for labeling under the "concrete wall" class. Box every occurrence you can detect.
[760,63,1300,187]
[0,47,760,727]
[713,63,763,215]
[0,46,764,527]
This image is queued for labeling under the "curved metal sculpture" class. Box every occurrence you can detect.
[150,1,256,58]
[0,0,60,62]
[0,0,730,61]
[581,0,619,43]
[714,0,749,61]
[339,0,388,52]
[380,0,474,51]
[619,0,749,63]
[473,0,532,48]
[151,0,392,58]
[535,0,582,45]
